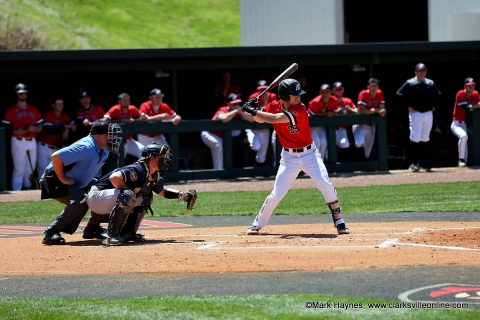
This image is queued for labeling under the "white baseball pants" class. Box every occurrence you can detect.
[137,134,169,148]
[409,110,432,142]
[124,138,144,159]
[87,186,145,214]
[450,120,468,162]
[246,128,269,163]
[10,137,37,191]
[336,127,350,149]
[36,142,57,180]
[251,146,338,229]
[353,124,376,158]
[310,126,327,160]
[201,131,223,169]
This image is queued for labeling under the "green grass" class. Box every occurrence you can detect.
[0,294,477,320]
[0,0,240,49]
[0,181,479,224]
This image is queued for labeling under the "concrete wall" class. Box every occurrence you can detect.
[240,0,343,46]
[429,0,480,41]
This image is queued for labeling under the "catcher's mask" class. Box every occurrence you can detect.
[141,143,172,175]
[90,120,123,155]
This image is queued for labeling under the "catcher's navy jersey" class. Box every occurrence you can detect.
[94,161,165,195]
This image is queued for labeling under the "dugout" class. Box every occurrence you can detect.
[1,41,480,190]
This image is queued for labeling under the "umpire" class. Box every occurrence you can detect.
[41,120,122,245]
[396,63,442,172]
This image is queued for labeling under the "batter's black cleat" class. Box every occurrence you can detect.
[82,225,107,240]
[121,232,145,242]
[102,236,126,246]
[42,229,66,245]
[336,223,350,235]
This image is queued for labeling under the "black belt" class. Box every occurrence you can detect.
[284,144,312,153]
[15,137,33,141]
[40,142,56,150]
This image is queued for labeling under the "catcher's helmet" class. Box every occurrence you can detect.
[15,83,28,94]
[278,79,305,100]
[141,143,172,176]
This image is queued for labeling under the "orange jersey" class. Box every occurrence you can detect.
[452,89,479,122]
[308,95,339,115]
[357,89,385,109]
[2,104,43,138]
[265,100,312,149]
[39,111,72,146]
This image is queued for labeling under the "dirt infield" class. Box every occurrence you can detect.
[0,166,478,277]
[0,221,479,276]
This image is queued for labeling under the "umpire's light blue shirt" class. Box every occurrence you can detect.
[46,135,109,189]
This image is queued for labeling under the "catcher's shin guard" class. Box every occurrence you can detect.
[121,207,146,242]
[103,189,135,246]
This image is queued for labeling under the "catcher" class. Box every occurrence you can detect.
[85,143,197,246]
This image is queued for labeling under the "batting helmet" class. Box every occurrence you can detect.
[278,79,305,100]
[15,83,28,94]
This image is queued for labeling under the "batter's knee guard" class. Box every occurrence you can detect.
[104,189,136,246]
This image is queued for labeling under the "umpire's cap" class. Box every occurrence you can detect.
[278,79,305,100]
[89,120,110,135]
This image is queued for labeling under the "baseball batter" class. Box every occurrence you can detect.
[450,77,480,167]
[2,83,43,191]
[242,79,349,235]
[396,63,441,172]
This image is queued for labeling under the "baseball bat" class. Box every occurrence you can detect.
[253,62,299,103]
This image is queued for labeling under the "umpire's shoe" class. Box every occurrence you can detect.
[82,224,107,240]
[42,228,66,245]
[336,223,350,235]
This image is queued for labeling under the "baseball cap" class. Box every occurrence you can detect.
[415,63,427,71]
[257,80,268,90]
[464,77,476,86]
[15,83,28,94]
[89,120,109,135]
[79,90,90,98]
[150,88,162,96]
[320,83,331,91]
[333,81,344,89]
[227,93,242,105]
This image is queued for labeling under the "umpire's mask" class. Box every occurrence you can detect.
[141,143,172,176]
[107,123,123,156]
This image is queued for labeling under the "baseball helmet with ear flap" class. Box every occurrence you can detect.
[141,143,172,175]
[278,79,305,100]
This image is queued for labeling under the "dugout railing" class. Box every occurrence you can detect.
[1,110,479,190]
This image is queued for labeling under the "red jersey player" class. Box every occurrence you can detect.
[450,77,480,167]
[103,93,145,159]
[241,78,349,235]
[2,83,43,191]
[74,91,105,141]
[36,98,74,179]
[308,83,339,160]
[353,78,386,159]
[138,88,182,147]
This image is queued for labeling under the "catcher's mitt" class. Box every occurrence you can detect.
[180,189,197,210]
